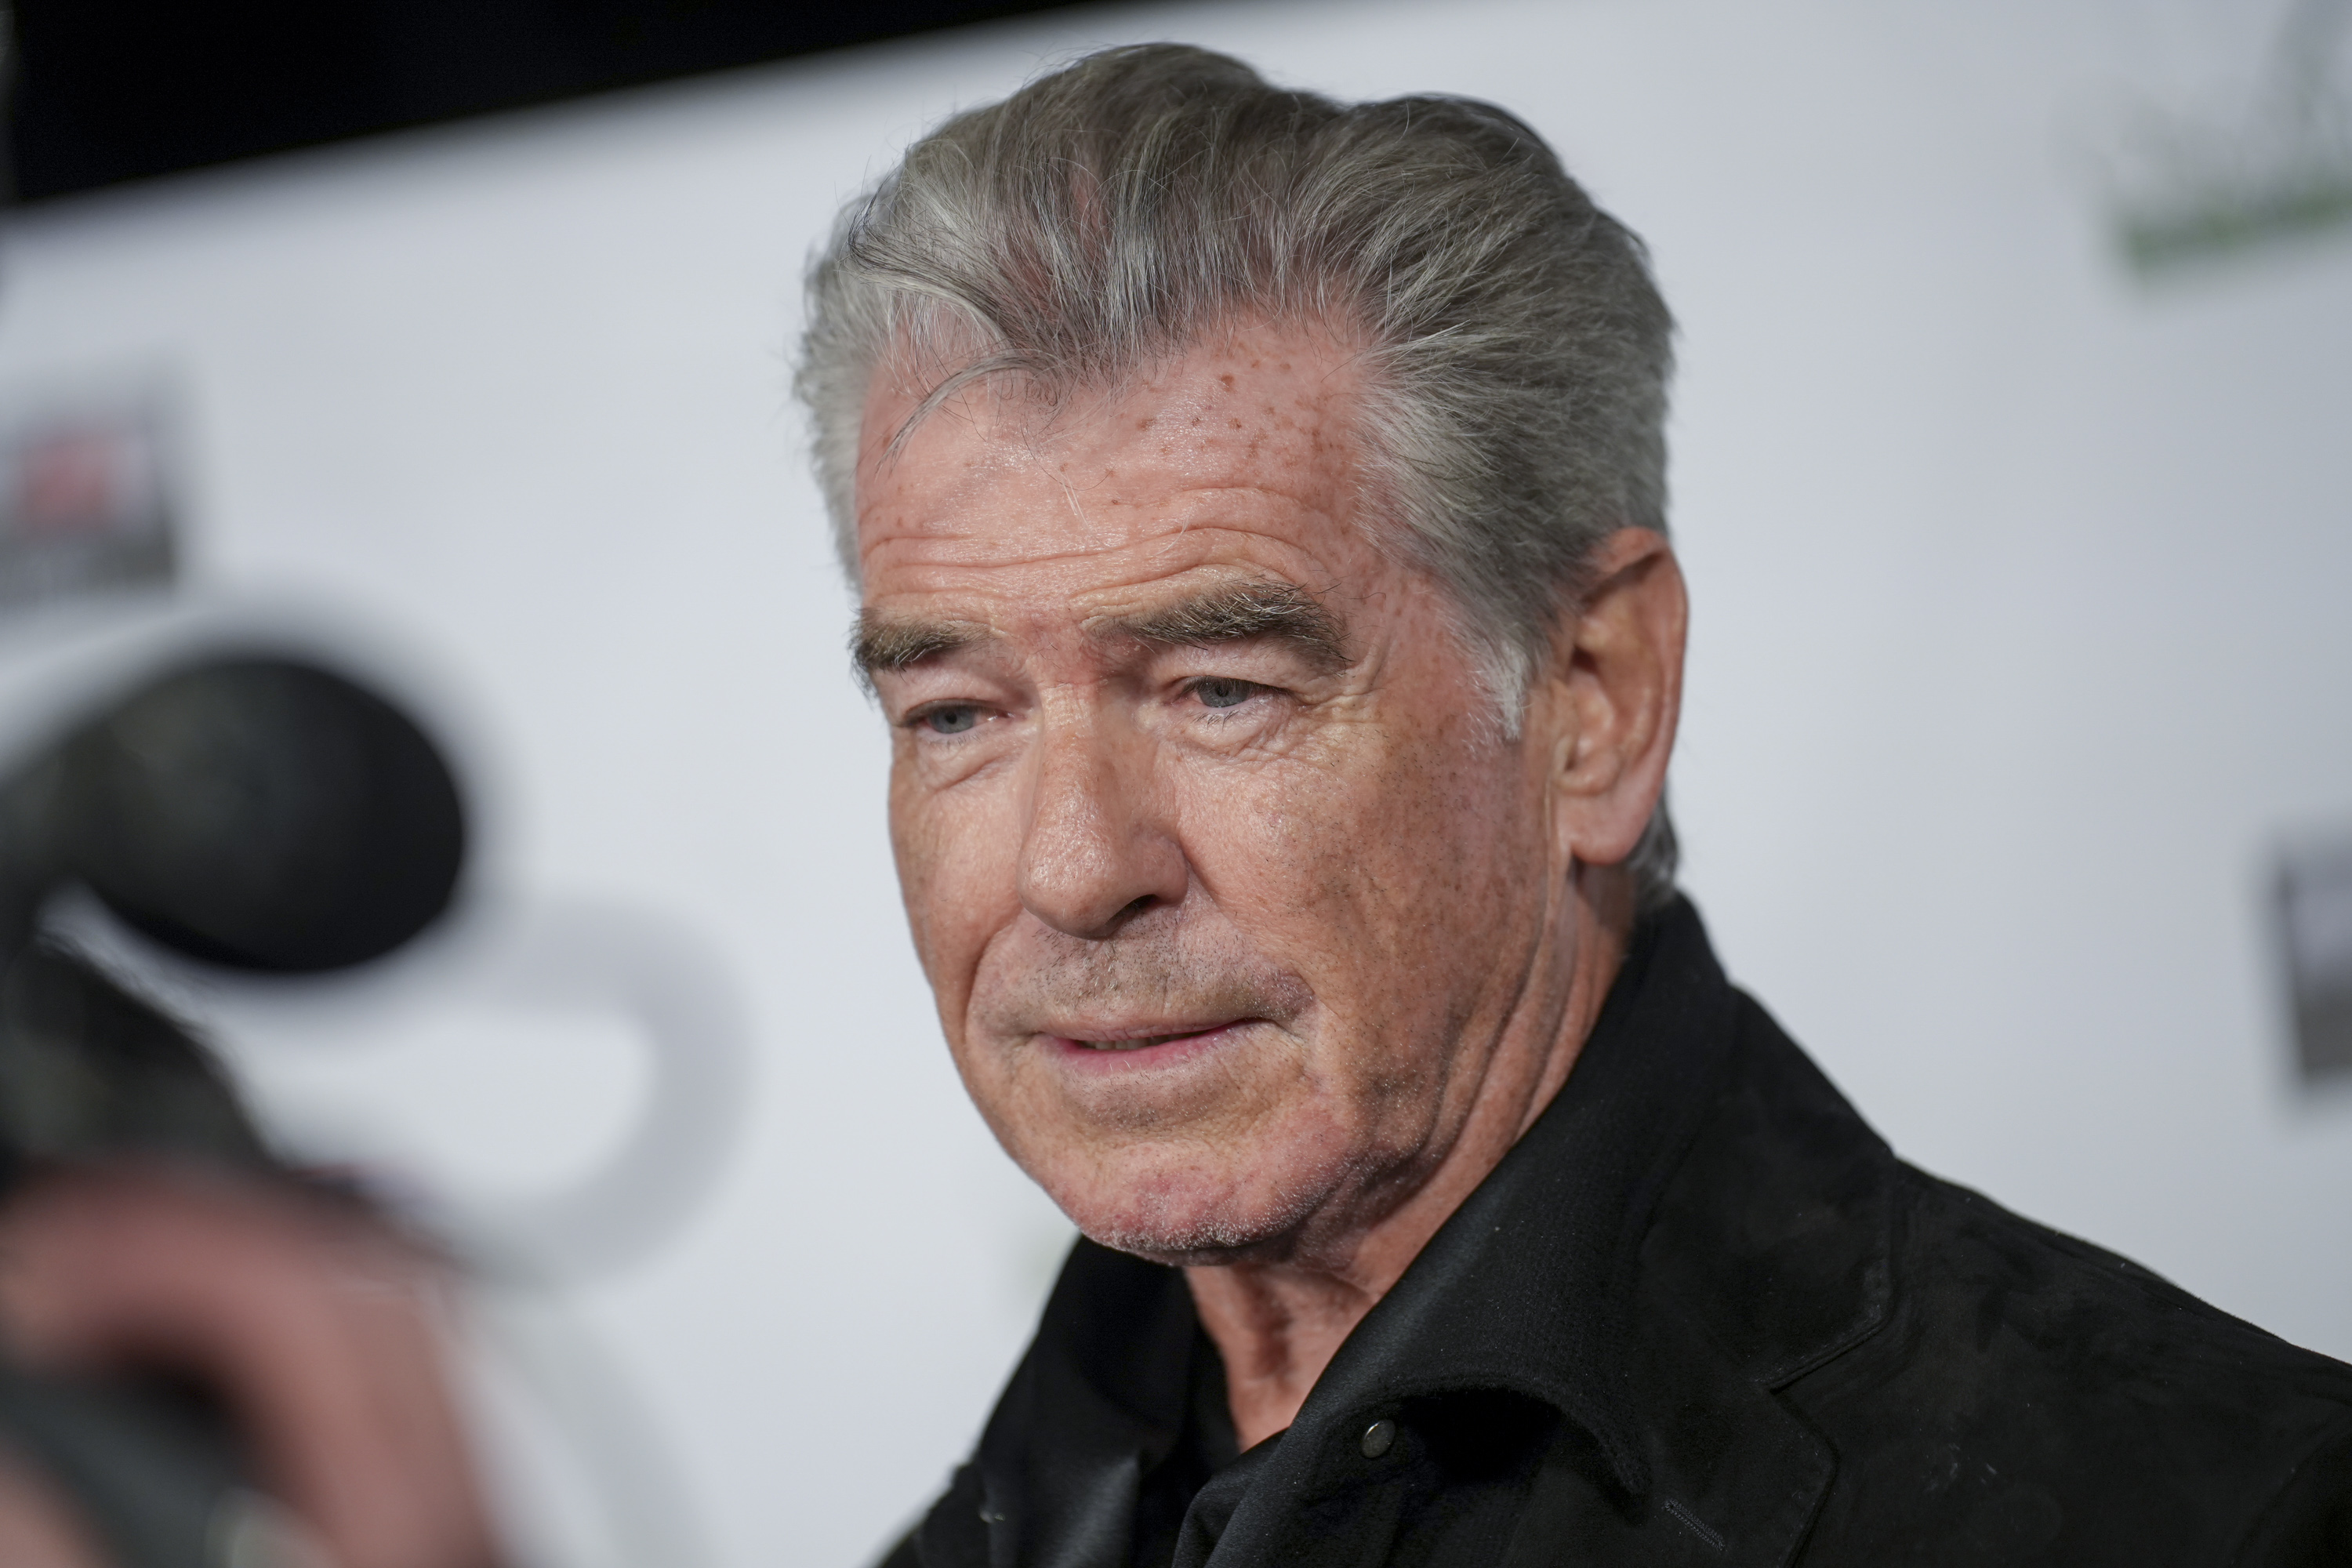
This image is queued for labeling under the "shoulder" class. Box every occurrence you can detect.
[1773,1105,2352,1558]
[1807,1163,2352,1558]
[1888,1160,2350,1403]
[1647,987,2352,1560]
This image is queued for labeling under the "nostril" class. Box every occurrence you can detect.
[1115,895,1155,923]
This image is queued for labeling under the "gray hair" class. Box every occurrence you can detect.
[797,43,1679,907]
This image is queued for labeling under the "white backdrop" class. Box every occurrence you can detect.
[3,1,2350,1563]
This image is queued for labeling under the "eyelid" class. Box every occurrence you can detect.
[901,699,985,731]
[1156,641,1323,686]
[1179,674,1282,712]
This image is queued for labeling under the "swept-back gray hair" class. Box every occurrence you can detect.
[797,43,1679,906]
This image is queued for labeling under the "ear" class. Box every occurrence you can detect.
[1532,528,1687,869]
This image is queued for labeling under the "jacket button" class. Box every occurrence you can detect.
[1359,1419,1396,1459]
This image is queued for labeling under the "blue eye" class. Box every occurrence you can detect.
[921,706,980,735]
[1192,678,1258,710]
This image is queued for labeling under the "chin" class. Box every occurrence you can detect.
[1040,1137,1367,1268]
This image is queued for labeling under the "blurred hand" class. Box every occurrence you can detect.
[0,1160,501,1568]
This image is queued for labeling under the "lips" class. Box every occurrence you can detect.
[1043,1020,1251,1063]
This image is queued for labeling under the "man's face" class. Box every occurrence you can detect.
[855,324,1575,1264]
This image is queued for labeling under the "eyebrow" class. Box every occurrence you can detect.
[1090,580,1348,672]
[851,579,1348,690]
[851,614,989,691]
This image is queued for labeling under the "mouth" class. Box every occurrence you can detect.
[1079,1031,1207,1051]
[1042,1019,1253,1063]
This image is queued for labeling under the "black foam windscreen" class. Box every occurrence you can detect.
[60,657,466,972]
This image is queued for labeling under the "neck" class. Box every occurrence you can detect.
[1185,866,1636,1449]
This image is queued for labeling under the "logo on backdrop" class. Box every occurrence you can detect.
[0,383,176,611]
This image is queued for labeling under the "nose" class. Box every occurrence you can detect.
[1015,706,1188,940]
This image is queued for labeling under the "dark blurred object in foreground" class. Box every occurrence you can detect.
[0,654,464,1168]
[18,658,466,971]
[2280,835,2352,1081]
[9,0,1084,201]
[0,1360,255,1568]
[0,946,271,1182]
[0,652,470,1568]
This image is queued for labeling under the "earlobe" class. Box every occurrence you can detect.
[1542,529,1686,869]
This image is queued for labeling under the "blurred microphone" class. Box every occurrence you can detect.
[0,655,465,975]
[0,652,468,1568]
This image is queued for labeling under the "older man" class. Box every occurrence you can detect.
[801,44,2352,1568]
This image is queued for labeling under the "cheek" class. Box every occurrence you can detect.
[1181,714,1530,1014]
[887,761,1019,1011]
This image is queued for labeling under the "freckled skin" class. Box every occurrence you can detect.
[857,322,1686,1445]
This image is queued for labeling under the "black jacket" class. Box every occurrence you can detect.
[886,900,2352,1566]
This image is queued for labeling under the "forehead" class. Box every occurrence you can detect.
[853,325,1380,620]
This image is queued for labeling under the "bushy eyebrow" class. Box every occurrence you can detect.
[850,579,1348,691]
[851,614,989,691]
[1092,580,1348,671]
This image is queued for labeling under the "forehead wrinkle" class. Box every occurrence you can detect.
[864,485,1345,561]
